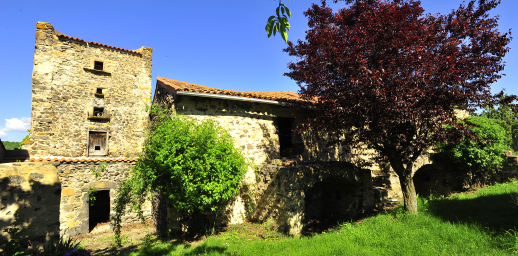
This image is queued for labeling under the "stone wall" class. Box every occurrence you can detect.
[412,154,518,198]
[154,87,341,166]
[252,162,373,235]
[0,161,152,242]
[25,22,153,158]
[55,160,151,237]
[1,162,61,244]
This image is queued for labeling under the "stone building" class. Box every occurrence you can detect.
[1,21,154,243]
[25,22,152,158]
[154,77,375,234]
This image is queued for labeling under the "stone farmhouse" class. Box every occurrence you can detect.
[2,21,489,244]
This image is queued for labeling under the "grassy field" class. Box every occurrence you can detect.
[126,181,518,255]
[114,180,518,255]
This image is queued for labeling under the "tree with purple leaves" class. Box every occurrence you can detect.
[284,0,512,214]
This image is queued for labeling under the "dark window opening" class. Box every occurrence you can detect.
[89,190,110,232]
[277,117,294,157]
[96,88,103,94]
[88,131,108,156]
[94,61,103,71]
[93,107,104,117]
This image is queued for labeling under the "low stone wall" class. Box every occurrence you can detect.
[0,161,152,243]
[0,162,61,244]
[55,161,151,237]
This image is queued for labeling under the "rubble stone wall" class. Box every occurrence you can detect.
[154,87,342,166]
[0,162,60,244]
[0,161,152,241]
[25,22,153,158]
[56,161,151,237]
[252,162,373,235]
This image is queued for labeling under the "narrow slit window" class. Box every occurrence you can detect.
[277,117,295,157]
[94,61,103,71]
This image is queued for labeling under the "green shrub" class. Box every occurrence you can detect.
[437,116,510,182]
[114,103,249,244]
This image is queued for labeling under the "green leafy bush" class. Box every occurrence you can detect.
[437,116,510,182]
[114,104,248,243]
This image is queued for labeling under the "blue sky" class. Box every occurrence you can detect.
[0,0,516,142]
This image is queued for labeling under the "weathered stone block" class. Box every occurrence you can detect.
[61,188,75,196]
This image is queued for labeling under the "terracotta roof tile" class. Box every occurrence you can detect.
[157,76,315,104]
[57,34,141,55]
[27,157,138,163]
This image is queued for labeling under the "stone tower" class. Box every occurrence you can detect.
[25,22,153,157]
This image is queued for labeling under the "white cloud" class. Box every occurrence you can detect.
[0,117,30,140]
[2,117,30,132]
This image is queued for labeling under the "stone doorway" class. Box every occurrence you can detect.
[89,190,110,232]
[304,178,361,232]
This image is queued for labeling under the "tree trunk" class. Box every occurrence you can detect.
[397,173,418,214]
[152,192,168,238]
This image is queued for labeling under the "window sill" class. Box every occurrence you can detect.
[88,116,110,120]
[84,68,111,76]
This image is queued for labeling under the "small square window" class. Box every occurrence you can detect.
[94,61,103,71]
[95,146,100,150]
[93,107,104,117]
[96,88,103,94]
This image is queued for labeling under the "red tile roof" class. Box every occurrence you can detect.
[157,76,314,104]
[27,157,138,163]
[57,34,142,55]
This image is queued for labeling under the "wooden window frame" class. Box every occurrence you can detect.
[87,130,109,157]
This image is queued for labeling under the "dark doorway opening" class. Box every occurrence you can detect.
[304,178,361,233]
[89,190,110,232]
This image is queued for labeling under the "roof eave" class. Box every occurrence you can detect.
[177,91,294,106]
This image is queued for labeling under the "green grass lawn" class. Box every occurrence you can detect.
[127,180,518,256]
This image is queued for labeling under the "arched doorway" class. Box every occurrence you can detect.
[304,178,362,233]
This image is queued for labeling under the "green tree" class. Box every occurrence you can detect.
[1,141,21,150]
[113,104,248,243]
[481,93,518,151]
[437,116,510,183]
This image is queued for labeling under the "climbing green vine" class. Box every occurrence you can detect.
[90,161,107,178]
[87,187,97,206]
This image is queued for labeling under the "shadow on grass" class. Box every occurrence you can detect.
[182,243,228,255]
[426,193,518,233]
[121,240,184,256]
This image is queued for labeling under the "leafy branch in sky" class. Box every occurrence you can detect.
[266,1,291,43]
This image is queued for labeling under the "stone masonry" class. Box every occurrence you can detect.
[154,77,375,234]
[0,161,151,242]
[25,22,152,158]
[0,22,155,241]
